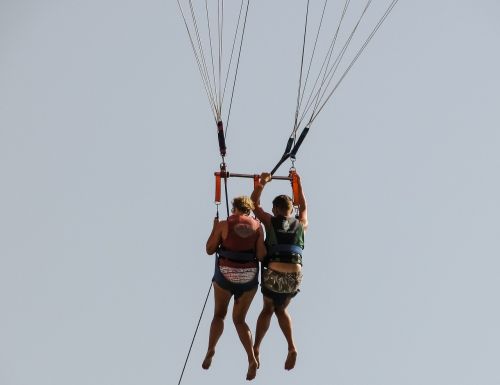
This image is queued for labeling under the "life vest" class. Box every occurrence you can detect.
[264,216,304,265]
[213,215,260,293]
[217,214,260,262]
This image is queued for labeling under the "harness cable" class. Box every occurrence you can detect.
[177,281,212,385]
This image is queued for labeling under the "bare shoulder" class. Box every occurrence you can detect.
[218,220,229,238]
[217,219,228,227]
[211,220,227,238]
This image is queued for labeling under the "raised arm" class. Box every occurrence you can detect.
[251,172,272,225]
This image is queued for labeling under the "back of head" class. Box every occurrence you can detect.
[232,196,254,215]
[272,194,293,217]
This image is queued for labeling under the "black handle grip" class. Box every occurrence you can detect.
[217,121,226,157]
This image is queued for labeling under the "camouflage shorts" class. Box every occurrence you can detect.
[262,267,303,294]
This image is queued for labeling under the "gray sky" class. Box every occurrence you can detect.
[1,1,500,384]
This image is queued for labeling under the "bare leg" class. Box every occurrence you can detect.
[274,298,297,370]
[232,288,258,380]
[253,296,274,369]
[202,282,231,370]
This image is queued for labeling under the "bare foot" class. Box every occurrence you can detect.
[246,359,258,381]
[253,346,260,369]
[202,350,215,370]
[284,350,297,370]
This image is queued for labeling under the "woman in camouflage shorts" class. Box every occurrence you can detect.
[250,172,308,371]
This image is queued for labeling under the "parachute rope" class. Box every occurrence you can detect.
[204,0,220,118]
[298,0,352,128]
[294,0,400,131]
[271,0,400,176]
[306,0,373,126]
[224,0,250,139]
[294,0,331,135]
[177,1,217,121]
[295,0,373,131]
[293,0,311,137]
[177,0,250,131]
[218,0,223,112]
[309,0,399,125]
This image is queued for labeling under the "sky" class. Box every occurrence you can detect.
[1,1,500,385]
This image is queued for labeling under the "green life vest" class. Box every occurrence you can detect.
[264,216,304,265]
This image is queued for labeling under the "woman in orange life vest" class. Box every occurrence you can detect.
[251,172,308,371]
[204,196,267,381]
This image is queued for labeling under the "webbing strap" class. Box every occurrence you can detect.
[270,127,310,175]
[217,248,256,262]
[290,126,310,159]
[268,244,303,256]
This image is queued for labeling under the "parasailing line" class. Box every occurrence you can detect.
[270,0,400,176]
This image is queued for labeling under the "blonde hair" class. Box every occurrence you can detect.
[232,196,255,215]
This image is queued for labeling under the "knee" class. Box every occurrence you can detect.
[232,314,247,327]
[274,306,287,317]
[213,309,228,321]
[261,305,274,317]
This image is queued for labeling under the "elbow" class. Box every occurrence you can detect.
[256,249,267,260]
[206,243,216,255]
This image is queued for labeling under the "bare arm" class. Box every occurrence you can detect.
[206,218,224,255]
[255,225,267,261]
[251,172,272,225]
